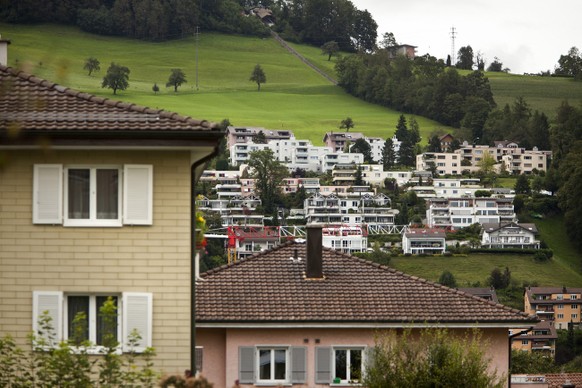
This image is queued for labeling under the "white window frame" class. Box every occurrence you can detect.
[573,314,579,320]
[332,346,365,385]
[33,164,153,227]
[256,346,290,384]
[63,293,122,353]
[32,291,152,354]
[64,165,123,227]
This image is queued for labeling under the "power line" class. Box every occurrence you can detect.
[450,26,456,65]
[195,26,199,91]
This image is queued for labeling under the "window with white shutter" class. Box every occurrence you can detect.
[122,292,153,353]
[123,165,153,225]
[33,165,63,224]
[32,291,152,353]
[32,291,63,347]
[32,164,153,227]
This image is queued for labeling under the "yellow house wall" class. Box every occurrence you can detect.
[0,150,193,374]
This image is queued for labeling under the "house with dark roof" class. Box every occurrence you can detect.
[196,226,537,387]
[0,42,224,374]
[481,222,540,249]
[511,321,557,356]
[525,287,582,329]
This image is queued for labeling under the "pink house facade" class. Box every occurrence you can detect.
[196,227,538,387]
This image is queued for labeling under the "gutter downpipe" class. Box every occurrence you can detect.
[190,147,222,376]
[508,326,534,388]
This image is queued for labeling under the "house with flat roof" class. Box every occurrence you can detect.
[195,226,537,387]
[402,228,447,254]
[0,59,224,373]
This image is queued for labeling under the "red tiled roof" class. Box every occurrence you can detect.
[0,65,220,136]
[196,242,538,324]
[545,373,582,387]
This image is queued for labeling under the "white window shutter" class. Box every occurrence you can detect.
[123,165,153,225]
[33,164,63,224]
[32,291,63,347]
[122,292,152,353]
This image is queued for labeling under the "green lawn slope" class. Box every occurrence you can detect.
[487,71,582,119]
[0,23,448,145]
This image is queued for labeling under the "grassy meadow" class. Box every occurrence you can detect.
[0,23,448,145]
[391,252,582,288]
[487,71,582,119]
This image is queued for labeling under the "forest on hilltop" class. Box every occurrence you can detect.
[0,0,377,52]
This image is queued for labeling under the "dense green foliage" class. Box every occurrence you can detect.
[0,0,376,52]
[0,307,157,387]
[335,52,496,138]
[365,329,505,388]
[101,62,130,94]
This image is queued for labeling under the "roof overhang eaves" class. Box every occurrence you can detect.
[0,128,226,149]
[196,320,539,329]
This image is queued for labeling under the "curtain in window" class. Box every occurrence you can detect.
[97,169,118,219]
[67,296,89,343]
[68,169,90,219]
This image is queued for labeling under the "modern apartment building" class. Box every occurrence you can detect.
[416,141,551,176]
[524,287,582,330]
[426,197,516,229]
[226,125,294,149]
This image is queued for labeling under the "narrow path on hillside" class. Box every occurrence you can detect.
[270,30,338,85]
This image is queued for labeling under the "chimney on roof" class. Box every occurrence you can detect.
[0,35,11,66]
[306,224,323,279]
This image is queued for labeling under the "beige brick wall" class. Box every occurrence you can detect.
[0,150,193,374]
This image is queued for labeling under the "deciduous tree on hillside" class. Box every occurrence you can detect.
[249,64,266,91]
[247,149,287,217]
[456,45,474,70]
[321,40,339,61]
[166,68,187,92]
[83,57,100,76]
[339,117,354,131]
[101,62,130,95]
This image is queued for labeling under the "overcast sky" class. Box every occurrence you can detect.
[350,0,581,74]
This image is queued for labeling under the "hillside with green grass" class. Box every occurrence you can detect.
[0,23,449,145]
[4,23,582,295]
[487,71,582,119]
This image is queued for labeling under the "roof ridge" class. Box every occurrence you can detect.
[335,249,532,318]
[0,64,218,129]
[200,240,297,277]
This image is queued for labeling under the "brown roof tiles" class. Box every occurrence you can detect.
[196,242,538,325]
[0,65,220,137]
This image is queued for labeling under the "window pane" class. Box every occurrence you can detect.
[259,349,271,380]
[67,296,89,344]
[68,169,90,219]
[335,349,347,380]
[350,350,362,381]
[96,169,119,219]
[96,296,118,346]
[274,349,286,380]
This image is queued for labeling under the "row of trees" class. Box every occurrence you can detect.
[86,58,188,94]
[0,0,270,40]
[273,0,377,52]
[0,0,376,48]
[335,52,497,133]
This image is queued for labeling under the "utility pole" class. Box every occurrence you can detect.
[450,26,457,65]
[195,26,199,90]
